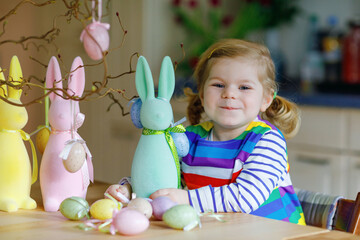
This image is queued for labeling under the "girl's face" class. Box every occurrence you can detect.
[200,57,273,140]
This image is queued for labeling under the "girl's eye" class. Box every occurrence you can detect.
[239,85,251,90]
[212,83,224,88]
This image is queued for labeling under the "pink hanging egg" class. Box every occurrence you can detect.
[80,22,110,60]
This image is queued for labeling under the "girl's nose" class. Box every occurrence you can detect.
[221,87,236,99]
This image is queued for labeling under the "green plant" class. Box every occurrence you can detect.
[171,0,300,77]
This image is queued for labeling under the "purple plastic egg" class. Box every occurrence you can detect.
[151,196,178,220]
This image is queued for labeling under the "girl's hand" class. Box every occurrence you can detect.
[149,188,189,205]
[105,184,132,203]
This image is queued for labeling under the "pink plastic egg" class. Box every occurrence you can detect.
[151,196,178,220]
[80,22,110,60]
[112,208,149,236]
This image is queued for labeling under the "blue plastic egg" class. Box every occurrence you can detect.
[130,98,143,129]
[171,132,189,157]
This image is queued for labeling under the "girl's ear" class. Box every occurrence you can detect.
[7,56,23,100]
[67,56,85,97]
[135,56,155,102]
[260,90,274,112]
[158,56,175,101]
[46,56,63,102]
[0,67,7,98]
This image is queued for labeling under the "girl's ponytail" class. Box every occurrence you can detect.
[261,95,301,139]
[184,87,204,125]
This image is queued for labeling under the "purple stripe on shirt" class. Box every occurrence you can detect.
[278,185,296,196]
[241,170,271,194]
[236,150,251,163]
[242,184,261,207]
[245,131,264,143]
[210,186,217,212]
[238,177,266,202]
[250,153,286,171]
[244,160,283,175]
[220,187,227,213]
[195,189,204,212]
[182,156,236,168]
[227,185,246,212]
[196,139,244,150]
[254,146,286,162]
[262,138,286,153]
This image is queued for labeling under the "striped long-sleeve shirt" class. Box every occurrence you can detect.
[182,116,306,225]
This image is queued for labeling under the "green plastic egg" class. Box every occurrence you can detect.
[163,204,199,230]
[60,197,89,220]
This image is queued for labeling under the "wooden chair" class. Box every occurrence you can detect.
[295,189,360,235]
[332,192,360,235]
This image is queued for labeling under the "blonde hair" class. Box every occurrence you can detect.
[185,39,300,139]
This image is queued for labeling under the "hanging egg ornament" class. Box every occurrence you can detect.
[80,22,110,60]
[62,142,86,173]
[112,209,150,236]
[151,196,178,220]
[163,204,199,230]
[127,198,153,219]
[90,198,121,220]
[60,197,89,220]
[35,127,50,154]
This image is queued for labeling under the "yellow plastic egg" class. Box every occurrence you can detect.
[90,199,121,220]
[35,127,50,154]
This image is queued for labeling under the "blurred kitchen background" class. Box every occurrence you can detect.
[1,0,360,199]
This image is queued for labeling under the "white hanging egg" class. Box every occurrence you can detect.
[63,142,85,173]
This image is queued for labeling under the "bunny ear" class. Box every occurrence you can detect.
[135,56,155,101]
[158,56,175,101]
[67,56,85,97]
[0,67,7,98]
[7,56,23,100]
[46,56,63,102]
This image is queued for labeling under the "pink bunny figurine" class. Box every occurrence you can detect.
[39,56,94,212]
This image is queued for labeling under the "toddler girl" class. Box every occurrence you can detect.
[107,39,305,225]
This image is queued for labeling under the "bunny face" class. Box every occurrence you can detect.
[141,98,173,130]
[46,56,85,132]
[135,56,175,131]
[0,100,28,130]
[0,56,28,130]
[48,99,80,131]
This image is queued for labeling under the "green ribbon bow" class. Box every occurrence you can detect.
[142,124,186,188]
